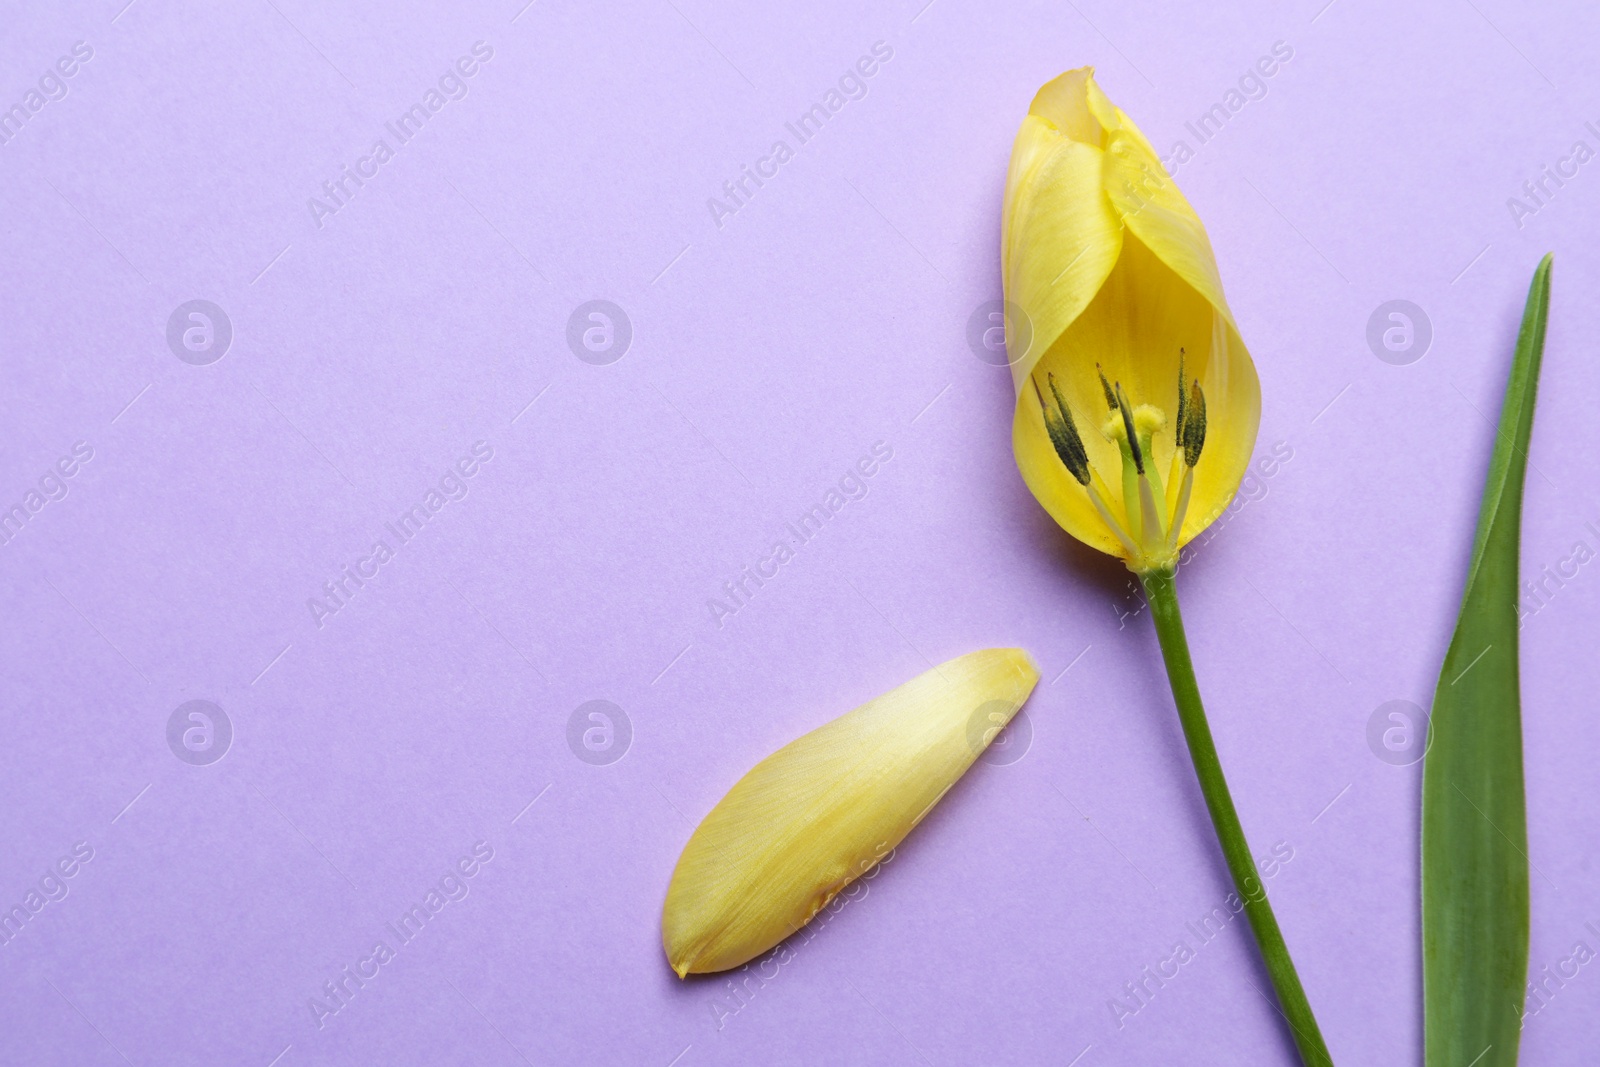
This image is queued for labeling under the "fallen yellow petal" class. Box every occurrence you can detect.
[661,648,1040,977]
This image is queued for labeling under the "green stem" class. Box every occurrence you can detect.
[1139,568,1333,1067]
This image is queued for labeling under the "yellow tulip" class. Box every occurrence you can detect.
[661,648,1040,977]
[992,71,1333,1066]
[1003,68,1261,575]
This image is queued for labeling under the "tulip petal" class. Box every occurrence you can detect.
[1002,123,1122,390]
[1101,125,1234,335]
[661,648,1040,977]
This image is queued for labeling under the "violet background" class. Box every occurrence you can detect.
[2,0,1598,1063]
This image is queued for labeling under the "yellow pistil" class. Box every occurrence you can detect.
[1100,412,1141,540]
[1133,404,1167,529]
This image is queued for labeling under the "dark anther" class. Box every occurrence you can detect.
[1114,382,1144,475]
[1175,349,1188,445]
[1096,364,1118,411]
[1182,380,1207,468]
[1032,375,1091,485]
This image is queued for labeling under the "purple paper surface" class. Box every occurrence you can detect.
[2,0,1598,1063]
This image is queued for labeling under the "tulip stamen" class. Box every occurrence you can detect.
[1046,374,1092,484]
[1181,379,1207,467]
[1167,467,1194,550]
[1165,447,1187,527]
[1114,384,1143,474]
[1136,475,1165,552]
[1174,349,1189,444]
[1096,364,1118,411]
[1168,353,1188,518]
[1032,373,1141,554]
[1087,483,1140,557]
[1101,410,1142,540]
[1166,379,1208,549]
[1030,375,1091,486]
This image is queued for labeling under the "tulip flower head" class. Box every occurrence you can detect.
[1004,68,1260,575]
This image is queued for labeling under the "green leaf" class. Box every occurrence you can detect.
[1422,253,1551,1067]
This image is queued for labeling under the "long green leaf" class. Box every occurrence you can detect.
[1422,253,1551,1067]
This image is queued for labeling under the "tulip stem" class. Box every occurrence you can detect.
[1139,568,1333,1067]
